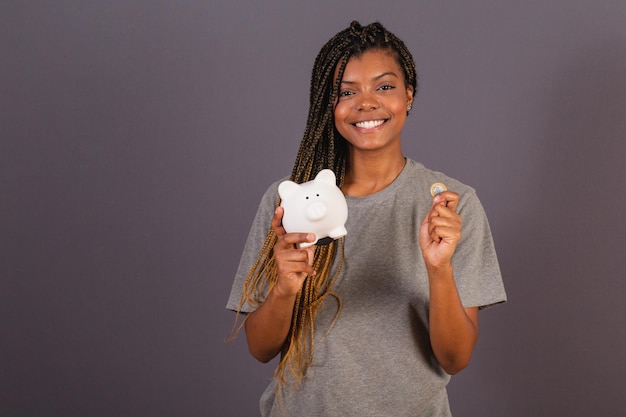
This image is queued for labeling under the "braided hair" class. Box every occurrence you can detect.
[235,20,418,386]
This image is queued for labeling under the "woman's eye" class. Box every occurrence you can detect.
[339,90,354,97]
[380,84,395,91]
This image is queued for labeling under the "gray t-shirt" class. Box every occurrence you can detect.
[227,158,507,416]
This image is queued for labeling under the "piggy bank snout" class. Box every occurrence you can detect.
[305,201,327,221]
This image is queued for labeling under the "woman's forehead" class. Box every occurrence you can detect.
[334,49,404,83]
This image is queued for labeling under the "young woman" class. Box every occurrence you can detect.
[227,21,506,416]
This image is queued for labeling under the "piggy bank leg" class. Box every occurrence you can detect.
[298,234,318,249]
[328,226,348,239]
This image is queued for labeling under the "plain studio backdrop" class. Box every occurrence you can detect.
[2,1,626,416]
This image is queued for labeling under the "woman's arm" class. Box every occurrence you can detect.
[244,207,316,363]
[427,264,479,374]
[420,191,479,375]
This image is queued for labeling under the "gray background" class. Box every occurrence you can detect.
[2,1,626,416]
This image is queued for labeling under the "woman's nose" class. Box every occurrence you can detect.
[356,90,379,111]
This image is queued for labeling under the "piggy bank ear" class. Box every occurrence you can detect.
[314,169,337,185]
[278,180,300,200]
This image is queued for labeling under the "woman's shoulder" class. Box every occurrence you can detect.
[403,158,477,197]
[258,175,289,203]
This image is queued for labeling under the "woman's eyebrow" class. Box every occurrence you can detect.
[373,71,400,80]
[340,71,400,84]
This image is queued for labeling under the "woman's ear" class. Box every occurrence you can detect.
[406,86,414,114]
[406,85,414,105]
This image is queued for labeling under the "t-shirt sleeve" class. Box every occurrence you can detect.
[225,182,280,313]
[452,191,507,309]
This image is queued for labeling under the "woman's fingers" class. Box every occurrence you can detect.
[271,206,317,296]
[420,191,462,268]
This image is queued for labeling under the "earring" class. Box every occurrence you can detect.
[407,103,412,112]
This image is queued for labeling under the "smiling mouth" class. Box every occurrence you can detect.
[354,119,386,129]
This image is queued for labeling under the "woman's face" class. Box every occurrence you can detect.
[334,49,414,155]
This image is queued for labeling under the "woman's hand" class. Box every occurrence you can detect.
[244,207,317,363]
[271,206,317,297]
[419,191,478,374]
[419,191,462,271]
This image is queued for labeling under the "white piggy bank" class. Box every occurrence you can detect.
[278,169,348,248]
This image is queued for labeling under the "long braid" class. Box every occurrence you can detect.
[234,20,418,388]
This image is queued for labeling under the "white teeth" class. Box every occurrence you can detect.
[355,120,384,129]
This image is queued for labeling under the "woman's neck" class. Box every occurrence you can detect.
[342,151,406,197]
